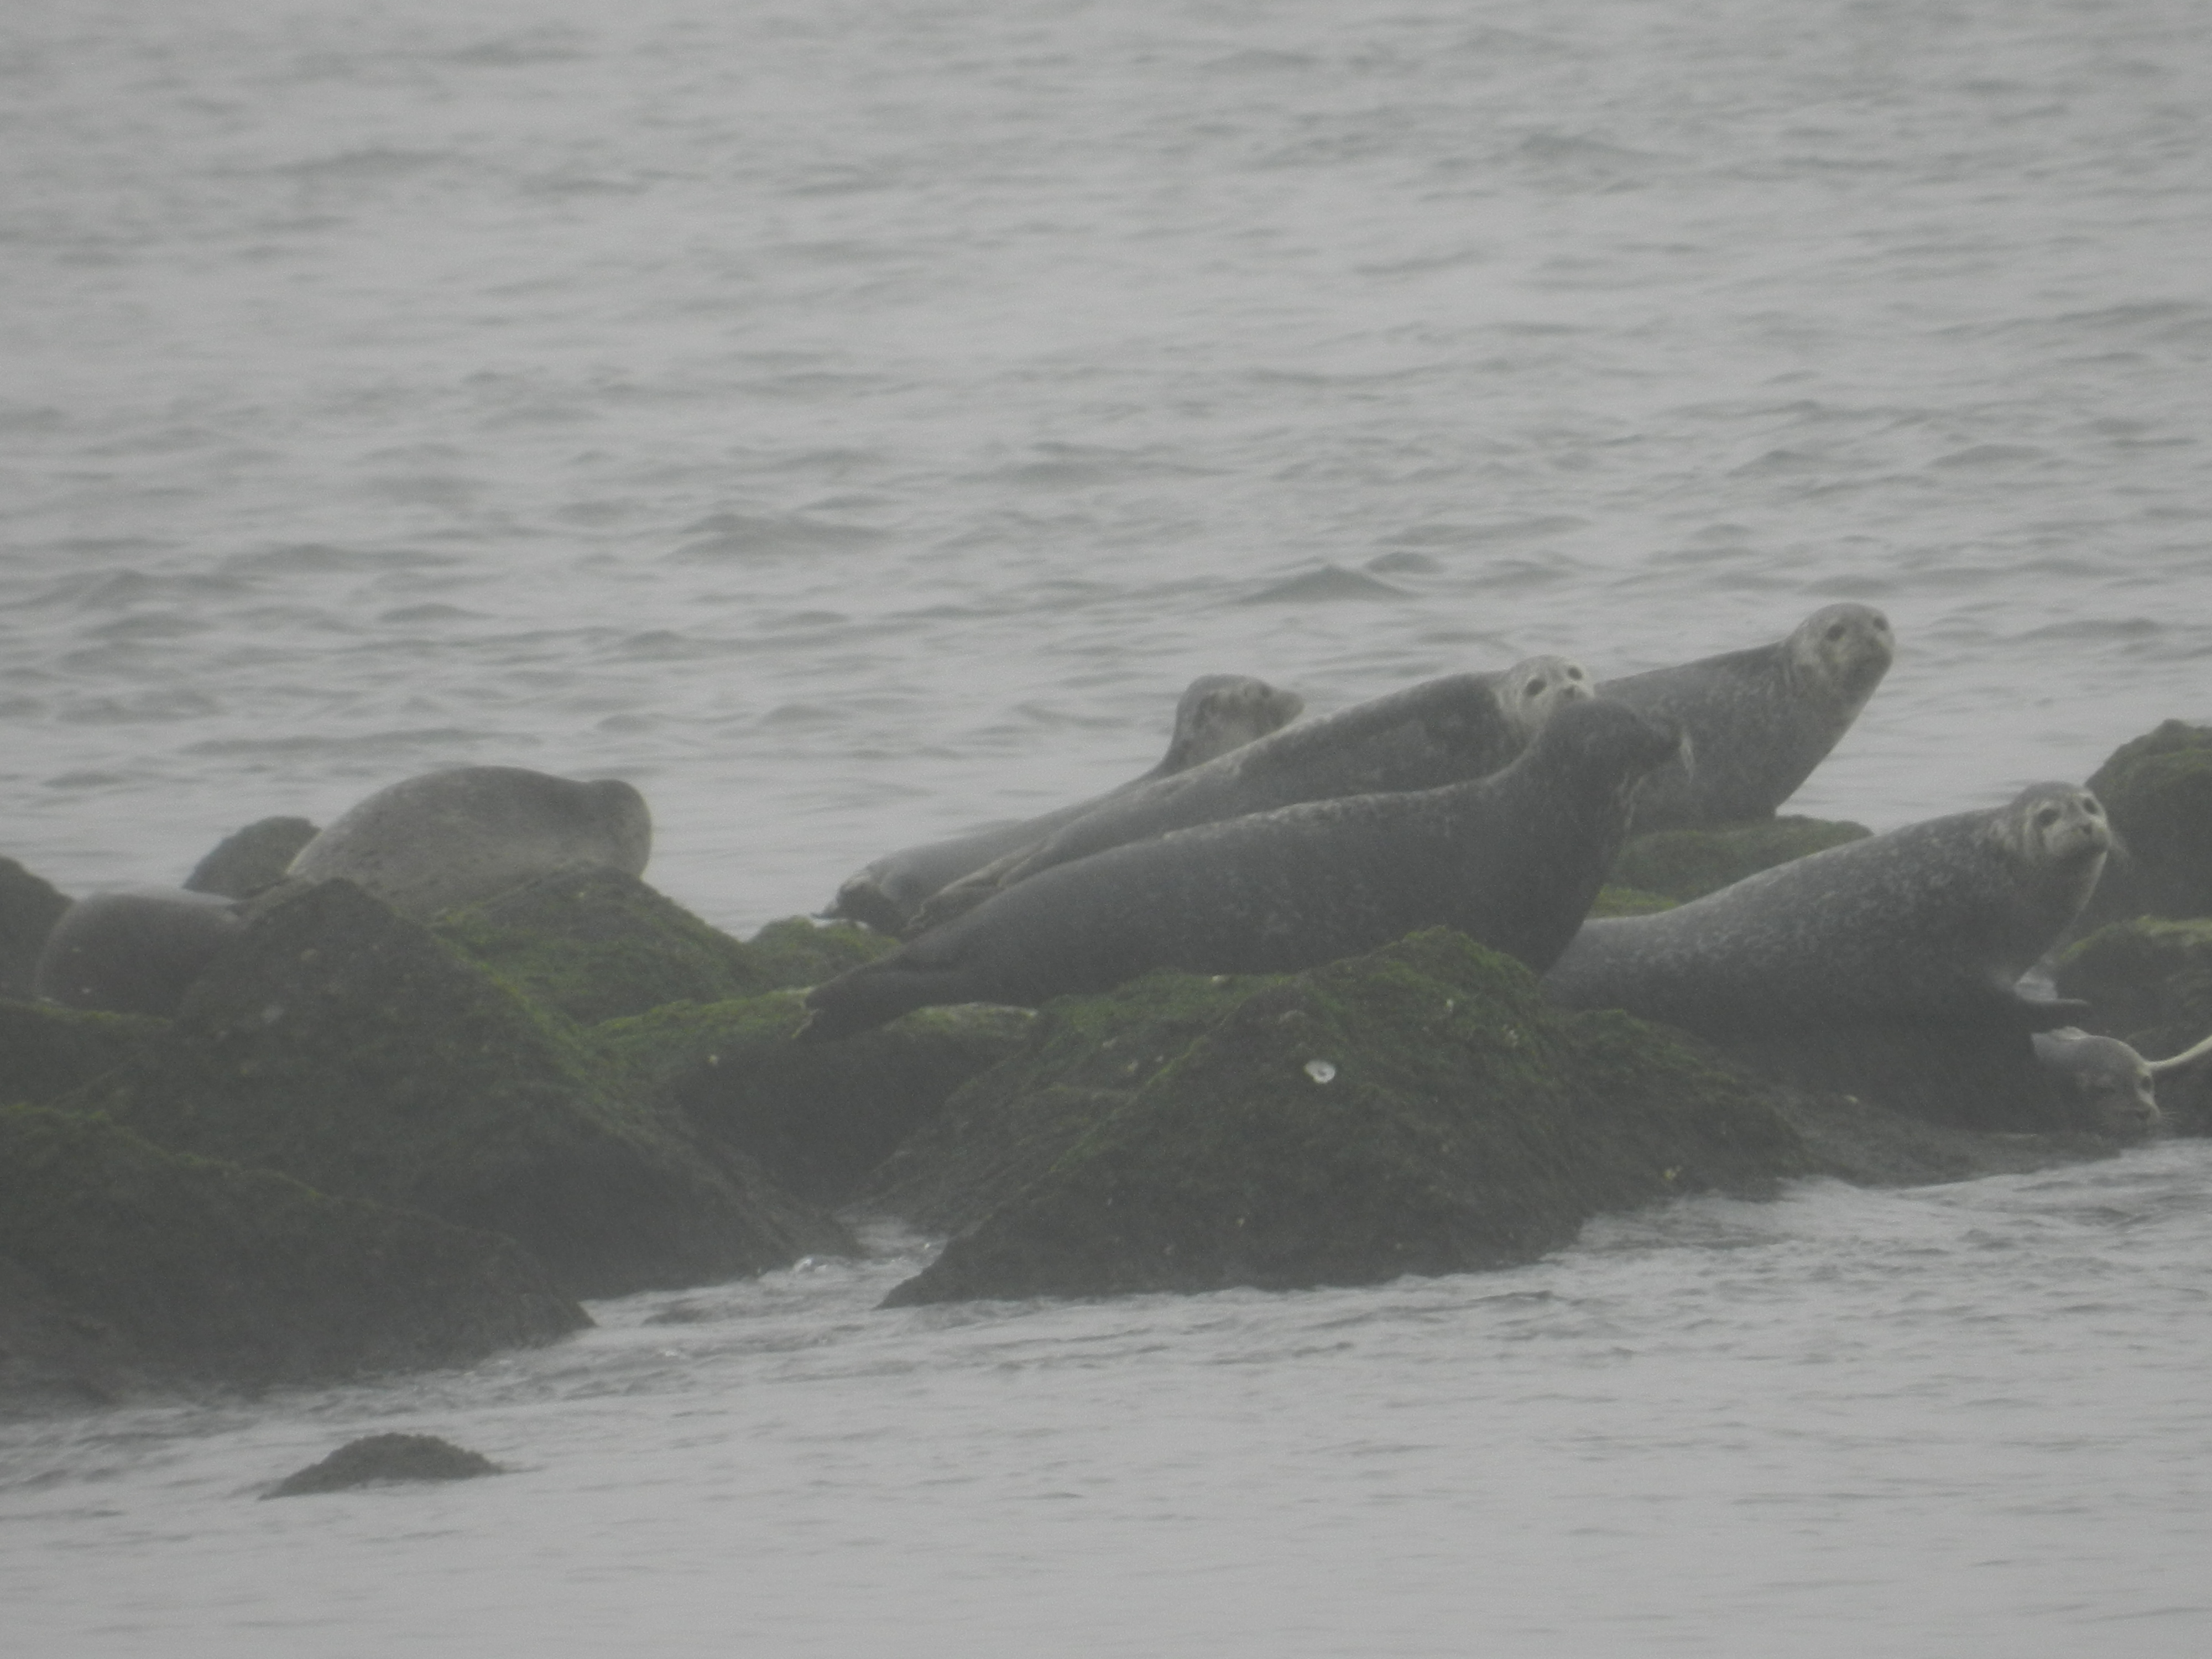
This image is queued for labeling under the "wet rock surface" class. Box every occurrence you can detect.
[265,1433,503,1498]
[2077,719,2212,931]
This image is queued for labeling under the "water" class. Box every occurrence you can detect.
[4,0,2211,1649]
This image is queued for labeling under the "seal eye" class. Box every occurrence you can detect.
[1567,667,1585,680]
[1825,623,1847,642]
[2034,806,2060,830]
[1525,677,1546,698]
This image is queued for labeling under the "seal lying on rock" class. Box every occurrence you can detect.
[2031,1026,2212,1139]
[909,655,1595,932]
[795,697,1682,1042]
[34,886,244,1017]
[286,766,651,920]
[826,674,1302,933]
[1544,784,2113,1128]
[1600,602,1893,832]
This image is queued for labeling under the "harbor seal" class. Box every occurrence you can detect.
[34,886,244,1017]
[795,697,1682,1042]
[286,766,651,920]
[2032,1026,2212,1139]
[1600,602,1893,832]
[908,654,1595,932]
[1543,783,2113,1126]
[825,673,1302,934]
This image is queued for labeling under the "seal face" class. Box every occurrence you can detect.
[1543,782,2112,1127]
[909,654,1597,932]
[34,886,244,1017]
[286,766,651,920]
[2031,1028,2161,1139]
[1600,602,1894,832]
[796,697,1682,1042]
[825,674,1302,933]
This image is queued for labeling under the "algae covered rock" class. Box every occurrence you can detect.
[65,879,850,1298]
[2077,721,2212,928]
[0,1000,165,1108]
[0,1104,587,1388]
[185,817,319,900]
[1,857,71,1003]
[267,1433,502,1498]
[874,930,1808,1306]
[598,995,1031,1207]
[1609,816,1870,904]
[744,916,899,989]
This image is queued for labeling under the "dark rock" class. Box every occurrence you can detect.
[2055,918,2212,1131]
[0,1000,165,1107]
[871,930,1809,1306]
[1,858,71,1003]
[185,817,320,899]
[597,996,1031,1207]
[266,1433,502,1498]
[62,879,851,1298]
[1609,816,1870,904]
[0,1105,588,1390]
[744,916,899,989]
[2076,721,2212,930]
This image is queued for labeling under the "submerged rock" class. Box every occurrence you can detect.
[265,1433,503,1498]
[869,930,1809,1306]
[0,1105,587,1391]
[62,879,850,1298]
[1609,816,1870,903]
[1,857,71,1003]
[2075,720,2212,931]
[185,817,320,900]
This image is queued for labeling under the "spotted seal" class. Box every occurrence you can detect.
[795,697,1681,1042]
[1543,783,2112,1126]
[286,766,651,920]
[908,655,1595,933]
[2032,1026,2212,1139]
[34,886,244,1017]
[1600,603,1893,832]
[825,674,1302,934]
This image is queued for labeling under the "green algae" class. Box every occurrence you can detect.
[744,916,900,989]
[875,929,1807,1306]
[1609,816,1870,903]
[0,1001,165,1108]
[0,1104,586,1387]
[1588,885,1679,918]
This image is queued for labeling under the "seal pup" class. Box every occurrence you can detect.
[909,655,1595,932]
[34,886,244,1018]
[286,766,651,920]
[1600,603,1893,832]
[825,674,1302,934]
[795,697,1682,1042]
[2032,1026,2212,1139]
[1544,784,2113,1128]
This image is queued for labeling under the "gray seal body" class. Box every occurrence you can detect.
[1601,603,1893,832]
[825,674,1303,934]
[287,766,651,920]
[910,655,1594,932]
[797,697,1681,1042]
[34,886,244,1018]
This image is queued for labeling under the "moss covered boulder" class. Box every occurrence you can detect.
[744,915,899,989]
[1609,817,1870,904]
[2056,918,2212,1131]
[0,1105,587,1391]
[2,857,70,1003]
[2076,721,2212,930]
[62,879,850,1298]
[870,930,1808,1306]
[597,996,1030,1207]
[0,1000,165,1108]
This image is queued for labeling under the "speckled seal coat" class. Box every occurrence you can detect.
[909,655,1595,931]
[1544,782,2112,1036]
[825,673,1302,933]
[795,697,1680,1042]
[286,766,651,920]
[1600,602,1894,832]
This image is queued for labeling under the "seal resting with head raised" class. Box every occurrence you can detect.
[908,655,1595,932]
[286,766,651,920]
[1600,602,1894,833]
[825,673,1302,934]
[1544,782,2113,1128]
[795,697,1682,1042]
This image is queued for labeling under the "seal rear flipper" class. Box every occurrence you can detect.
[795,961,970,1043]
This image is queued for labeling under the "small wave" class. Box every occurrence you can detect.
[223,544,460,577]
[180,728,514,758]
[668,514,885,561]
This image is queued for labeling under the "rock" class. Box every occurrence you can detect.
[2077,721,2212,930]
[185,817,320,900]
[265,1433,502,1498]
[1588,885,1678,919]
[597,996,1031,1207]
[1608,816,1871,904]
[1,858,71,1003]
[744,916,899,989]
[2055,918,2212,1132]
[0,1104,587,1391]
[869,930,1810,1306]
[62,879,851,1298]
[0,1000,165,1107]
